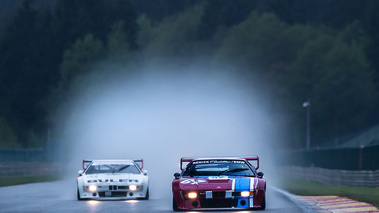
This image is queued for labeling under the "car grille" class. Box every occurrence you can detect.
[212,191,225,198]
[98,192,127,197]
[200,199,239,208]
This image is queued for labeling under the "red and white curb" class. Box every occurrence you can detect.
[297,195,379,213]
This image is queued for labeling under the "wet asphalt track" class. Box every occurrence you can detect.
[0,178,314,213]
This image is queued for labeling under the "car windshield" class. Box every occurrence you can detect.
[85,163,140,174]
[182,160,255,177]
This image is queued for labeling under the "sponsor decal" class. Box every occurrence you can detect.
[93,161,133,165]
[208,176,229,180]
[193,160,245,164]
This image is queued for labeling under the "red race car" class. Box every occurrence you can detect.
[172,156,266,211]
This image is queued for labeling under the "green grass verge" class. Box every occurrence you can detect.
[277,177,379,208]
[0,175,63,187]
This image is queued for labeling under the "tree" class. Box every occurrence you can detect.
[53,0,137,50]
[130,0,199,23]
[107,20,131,59]
[363,0,379,122]
[0,117,21,148]
[59,34,104,90]
[197,0,260,40]
[312,40,374,145]
[0,0,57,147]
[214,12,289,79]
[286,24,375,146]
[137,4,205,59]
[260,0,366,28]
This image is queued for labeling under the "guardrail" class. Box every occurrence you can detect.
[0,162,64,177]
[284,166,379,187]
[278,145,379,170]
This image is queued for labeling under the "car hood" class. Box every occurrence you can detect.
[179,176,257,191]
[83,173,143,183]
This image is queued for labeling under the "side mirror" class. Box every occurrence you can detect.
[174,172,181,179]
[78,170,83,176]
[143,169,148,175]
[257,171,264,178]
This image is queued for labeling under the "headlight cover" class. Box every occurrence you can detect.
[87,185,97,191]
[129,185,138,191]
[240,191,253,197]
[187,192,197,199]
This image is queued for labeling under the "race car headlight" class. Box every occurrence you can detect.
[87,185,97,192]
[129,185,138,191]
[188,192,197,199]
[241,191,253,197]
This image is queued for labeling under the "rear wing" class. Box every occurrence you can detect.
[179,156,260,171]
[82,159,144,170]
[180,157,194,170]
[243,156,259,170]
[133,159,144,169]
[82,159,92,170]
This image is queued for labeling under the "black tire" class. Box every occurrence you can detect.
[257,191,266,210]
[77,188,84,201]
[142,188,149,200]
[172,196,181,211]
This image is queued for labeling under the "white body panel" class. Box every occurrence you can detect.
[77,160,149,200]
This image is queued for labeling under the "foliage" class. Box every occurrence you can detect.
[0,174,63,187]
[107,20,130,58]
[0,0,138,147]
[0,117,21,148]
[285,26,374,145]
[130,0,200,23]
[60,34,104,89]
[214,12,288,76]
[53,0,137,49]
[0,0,56,147]
[212,11,375,147]
[197,0,260,40]
[137,4,205,59]
[0,0,378,149]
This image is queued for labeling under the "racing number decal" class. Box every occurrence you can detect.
[180,179,196,184]
[180,179,206,185]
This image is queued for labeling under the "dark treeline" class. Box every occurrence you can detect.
[0,0,378,149]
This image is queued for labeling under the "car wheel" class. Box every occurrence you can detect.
[142,188,149,200]
[77,188,84,201]
[257,191,266,210]
[172,196,181,211]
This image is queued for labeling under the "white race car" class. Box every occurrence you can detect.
[77,159,149,200]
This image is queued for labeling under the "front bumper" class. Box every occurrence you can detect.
[81,184,146,200]
[174,190,262,210]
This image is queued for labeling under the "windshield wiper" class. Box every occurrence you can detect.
[112,165,130,174]
[218,168,249,176]
[189,170,200,177]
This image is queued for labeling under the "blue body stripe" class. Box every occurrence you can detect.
[234,177,250,192]
[230,177,251,208]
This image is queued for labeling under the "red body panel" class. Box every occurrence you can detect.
[172,157,266,210]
